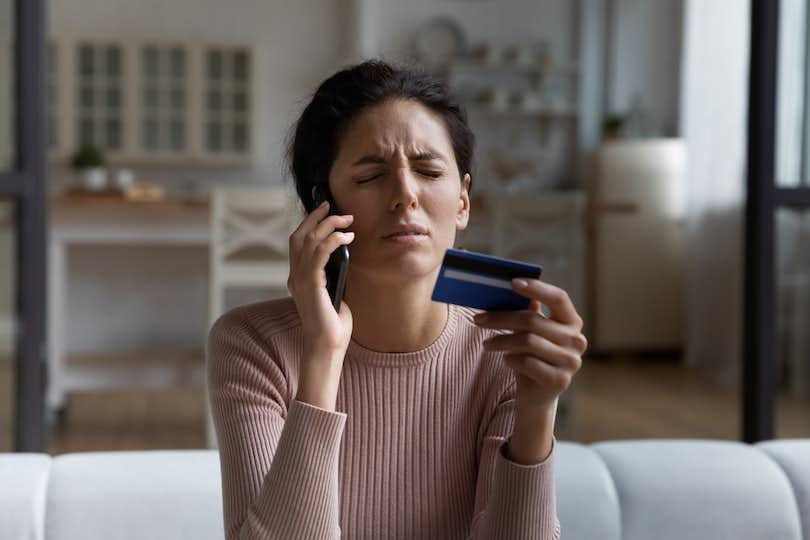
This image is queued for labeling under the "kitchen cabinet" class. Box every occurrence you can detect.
[47,38,253,165]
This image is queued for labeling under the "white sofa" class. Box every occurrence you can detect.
[2,439,808,540]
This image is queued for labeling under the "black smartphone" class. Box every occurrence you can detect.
[312,185,350,312]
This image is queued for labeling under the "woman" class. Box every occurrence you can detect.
[207,60,587,540]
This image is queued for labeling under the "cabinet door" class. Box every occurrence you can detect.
[203,47,251,158]
[140,45,188,154]
[75,42,124,152]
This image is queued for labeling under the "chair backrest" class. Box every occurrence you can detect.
[208,185,302,326]
[210,185,300,265]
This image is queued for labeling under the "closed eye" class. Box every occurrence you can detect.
[356,174,382,184]
[356,170,442,183]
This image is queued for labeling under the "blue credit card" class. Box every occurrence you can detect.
[431,248,543,311]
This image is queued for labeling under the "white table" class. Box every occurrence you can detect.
[47,195,210,414]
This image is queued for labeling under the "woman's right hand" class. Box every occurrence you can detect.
[287,200,355,358]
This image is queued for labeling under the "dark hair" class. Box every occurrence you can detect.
[286,59,475,212]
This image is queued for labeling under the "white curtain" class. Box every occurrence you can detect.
[679,0,750,388]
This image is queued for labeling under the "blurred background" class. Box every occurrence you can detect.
[1,0,809,453]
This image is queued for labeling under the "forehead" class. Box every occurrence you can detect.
[336,99,455,161]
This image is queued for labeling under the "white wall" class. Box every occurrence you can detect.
[680,0,750,388]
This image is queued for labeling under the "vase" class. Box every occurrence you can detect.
[81,167,107,190]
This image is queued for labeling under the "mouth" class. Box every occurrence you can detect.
[383,231,429,239]
[382,224,430,238]
[383,233,428,245]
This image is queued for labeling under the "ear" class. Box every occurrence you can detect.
[456,174,471,231]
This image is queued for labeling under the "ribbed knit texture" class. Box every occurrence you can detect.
[207,296,560,540]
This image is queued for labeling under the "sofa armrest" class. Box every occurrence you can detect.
[0,453,51,540]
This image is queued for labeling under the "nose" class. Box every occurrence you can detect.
[389,166,419,212]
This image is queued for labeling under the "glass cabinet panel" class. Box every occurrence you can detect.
[75,43,124,151]
[140,45,187,152]
[204,47,251,154]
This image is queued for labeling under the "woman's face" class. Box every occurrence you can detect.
[328,98,471,284]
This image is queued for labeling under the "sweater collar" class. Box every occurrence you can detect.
[346,303,458,367]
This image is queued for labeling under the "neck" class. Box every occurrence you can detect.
[343,267,449,353]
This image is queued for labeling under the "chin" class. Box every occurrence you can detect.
[352,251,442,283]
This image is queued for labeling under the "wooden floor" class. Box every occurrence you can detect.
[35,357,810,454]
[561,357,810,442]
[48,387,207,453]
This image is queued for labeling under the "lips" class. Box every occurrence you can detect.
[382,224,429,238]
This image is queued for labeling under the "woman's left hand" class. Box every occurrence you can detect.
[473,278,587,415]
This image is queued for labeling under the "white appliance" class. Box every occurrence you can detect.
[588,139,687,353]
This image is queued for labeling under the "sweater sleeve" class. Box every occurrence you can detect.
[468,379,561,540]
[206,311,347,540]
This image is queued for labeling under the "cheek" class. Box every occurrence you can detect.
[427,207,462,244]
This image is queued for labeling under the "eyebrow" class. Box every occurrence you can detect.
[351,151,447,167]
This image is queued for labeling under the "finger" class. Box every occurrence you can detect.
[504,354,574,394]
[302,214,355,260]
[290,200,331,254]
[485,332,582,371]
[311,230,355,271]
[289,207,352,287]
[476,310,587,352]
[512,279,582,327]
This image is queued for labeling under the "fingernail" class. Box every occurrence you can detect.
[512,278,528,288]
[319,200,329,208]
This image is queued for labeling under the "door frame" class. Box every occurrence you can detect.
[745,0,810,442]
[0,0,47,452]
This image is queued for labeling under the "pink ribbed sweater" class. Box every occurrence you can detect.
[206,296,560,539]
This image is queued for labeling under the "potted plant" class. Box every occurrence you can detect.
[70,144,107,190]
[602,114,625,141]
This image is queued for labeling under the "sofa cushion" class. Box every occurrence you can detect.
[593,440,803,540]
[0,453,50,540]
[556,441,621,540]
[758,440,810,539]
[46,450,223,540]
